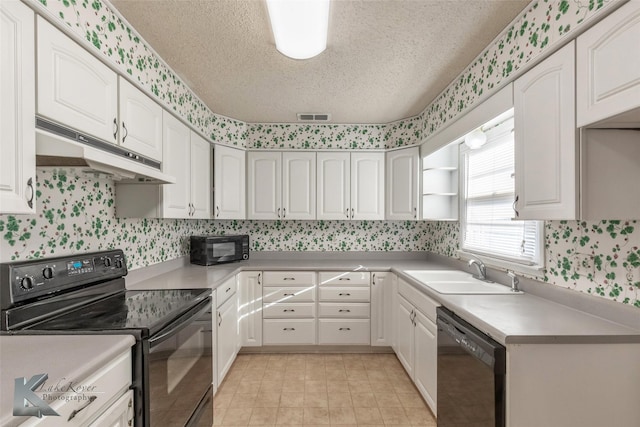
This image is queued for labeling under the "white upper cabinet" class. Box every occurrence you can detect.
[161,112,191,217]
[247,151,316,220]
[577,1,640,127]
[514,41,577,220]
[1,1,35,214]
[282,152,316,220]
[317,152,351,219]
[317,152,384,220]
[248,152,281,219]
[189,131,212,219]
[37,17,118,144]
[214,145,246,219]
[351,152,385,220]
[118,77,163,161]
[386,147,419,220]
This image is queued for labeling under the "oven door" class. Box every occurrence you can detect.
[147,298,213,427]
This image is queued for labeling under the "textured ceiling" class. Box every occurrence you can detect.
[110,0,530,124]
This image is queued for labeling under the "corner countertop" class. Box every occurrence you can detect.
[0,334,135,427]
[126,255,640,346]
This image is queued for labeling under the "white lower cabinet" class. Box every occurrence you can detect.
[238,271,262,347]
[89,389,134,427]
[216,280,239,385]
[394,279,439,415]
[370,272,395,346]
[318,318,370,345]
[263,318,317,345]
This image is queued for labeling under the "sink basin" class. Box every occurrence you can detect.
[404,270,522,294]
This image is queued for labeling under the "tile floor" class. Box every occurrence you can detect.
[214,353,437,426]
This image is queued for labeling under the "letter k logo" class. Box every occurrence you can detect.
[13,374,59,417]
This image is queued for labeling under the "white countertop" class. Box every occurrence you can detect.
[0,334,135,427]
[126,257,640,346]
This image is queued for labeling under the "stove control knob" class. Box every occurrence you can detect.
[114,259,123,269]
[20,276,35,290]
[103,257,112,267]
[42,267,54,280]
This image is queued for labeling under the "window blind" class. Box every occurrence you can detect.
[461,118,542,265]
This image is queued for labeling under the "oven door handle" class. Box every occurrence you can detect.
[149,298,212,346]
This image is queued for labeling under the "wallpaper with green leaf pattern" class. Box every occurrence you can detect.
[8,0,636,307]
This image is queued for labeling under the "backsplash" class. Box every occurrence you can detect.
[0,169,434,268]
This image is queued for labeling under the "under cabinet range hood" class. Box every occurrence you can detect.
[35,117,176,184]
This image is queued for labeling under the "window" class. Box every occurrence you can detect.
[459,111,543,270]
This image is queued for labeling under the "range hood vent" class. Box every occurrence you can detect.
[35,117,175,184]
[297,113,331,122]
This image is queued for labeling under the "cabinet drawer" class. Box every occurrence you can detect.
[319,287,370,302]
[319,271,370,286]
[318,319,370,345]
[263,303,316,318]
[318,303,370,318]
[263,271,316,286]
[263,286,316,303]
[263,319,316,345]
[217,276,237,308]
[23,350,132,426]
[398,278,439,322]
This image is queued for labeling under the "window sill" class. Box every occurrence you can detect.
[457,249,545,279]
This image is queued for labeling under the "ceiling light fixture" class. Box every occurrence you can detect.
[266,0,330,60]
[464,128,487,150]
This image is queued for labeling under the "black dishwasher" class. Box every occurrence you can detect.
[436,307,506,427]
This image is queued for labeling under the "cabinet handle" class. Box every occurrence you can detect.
[513,195,519,217]
[283,327,295,331]
[258,273,261,286]
[345,208,349,218]
[372,273,376,286]
[413,207,417,219]
[339,277,351,281]
[339,327,351,331]
[26,177,34,209]
[282,207,286,218]
[216,206,220,218]
[338,293,351,296]
[351,208,354,219]
[277,208,281,218]
[283,277,296,281]
[226,287,231,293]
[218,311,222,326]
[67,395,97,421]
[338,309,351,313]
[283,309,295,312]
[122,122,128,142]
[283,293,295,296]
[113,117,118,141]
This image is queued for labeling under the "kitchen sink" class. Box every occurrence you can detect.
[404,270,523,294]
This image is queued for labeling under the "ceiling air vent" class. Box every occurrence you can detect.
[297,113,331,122]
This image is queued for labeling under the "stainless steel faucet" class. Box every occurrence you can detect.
[467,254,487,281]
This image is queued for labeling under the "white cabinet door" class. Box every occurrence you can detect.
[1,0,35,214]
[351,152,385,220]
[216,292,238,385]
[317,152,351,219]
[161,111,190,218]
[214,145,246,219]
[282,152,316,220]
[248,152,281,219]
[395,294,414,378]
[413,310,437,415]
[370,272,394,346]
[238,271,263,347]
[118,77,163,161]
[37,17,118,144]
[190,131,212,219]
[577,1,640,127]
[89,389,134,427]
[514,41,577,220]
[386,147,419,220]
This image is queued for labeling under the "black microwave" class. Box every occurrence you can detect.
[190,235,249,266]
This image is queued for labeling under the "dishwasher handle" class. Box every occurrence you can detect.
[437,307,505,373]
